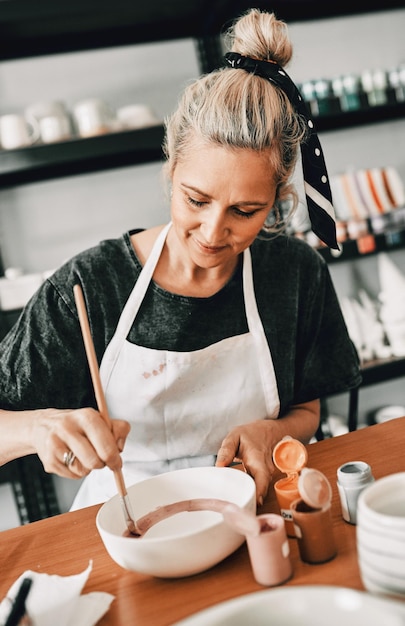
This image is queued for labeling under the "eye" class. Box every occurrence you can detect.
[232,207,260,219]
[186,196,206,208]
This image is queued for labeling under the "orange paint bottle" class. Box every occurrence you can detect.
[272,436,308,537]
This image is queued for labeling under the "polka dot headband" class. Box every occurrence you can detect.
[224,51,338,249]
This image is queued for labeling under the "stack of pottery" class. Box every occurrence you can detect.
[378,253,405,357]
[357,472,405,597]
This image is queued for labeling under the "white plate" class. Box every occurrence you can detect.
[173,585,405,626]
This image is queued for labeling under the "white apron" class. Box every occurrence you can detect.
[71,223,280,509]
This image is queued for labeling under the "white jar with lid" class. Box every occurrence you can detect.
[337,461,374,524]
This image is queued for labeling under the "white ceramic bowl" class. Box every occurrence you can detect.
[357,472,405,531]
[357,543,405,578]
[96,466,256,578]
[357,473,405,596]
[172,586,405,626]
[374,405,405,424]
[357,525,405,560]
[357,555,405,597]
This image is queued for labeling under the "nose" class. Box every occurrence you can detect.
[200,207,228,244]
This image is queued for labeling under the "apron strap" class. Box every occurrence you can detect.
[243,248,280,418]
[100,222,171,386]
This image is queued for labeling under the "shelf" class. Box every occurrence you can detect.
[0,1,403,61]
[345,355,405,431]
[314,101,405,133]
[361,355,405,387]
[324,354,405,432]
[0,1,208,60]
[0,126,165,188]
[317,226,405,264]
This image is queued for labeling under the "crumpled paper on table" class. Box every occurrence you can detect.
[0,561,114,626]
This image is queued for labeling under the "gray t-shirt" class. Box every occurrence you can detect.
[0,229,361,416]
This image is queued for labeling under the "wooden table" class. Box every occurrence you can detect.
[1,417,405,625]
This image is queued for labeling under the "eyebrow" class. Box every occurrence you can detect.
[180,183,270,207]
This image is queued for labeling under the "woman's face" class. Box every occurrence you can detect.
[170,139,278,270]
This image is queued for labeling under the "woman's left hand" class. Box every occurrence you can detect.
[215,399,320,506]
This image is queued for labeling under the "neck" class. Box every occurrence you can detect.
[156,234,240,297]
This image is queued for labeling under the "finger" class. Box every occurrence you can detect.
[43,442,89,479]
[215,434,240,467]
[111,419,131,453]
[63,411,123,471]
[248,467,269,507]
[62,450,90,478]
[40,408,111,472]
[243,454,275,507]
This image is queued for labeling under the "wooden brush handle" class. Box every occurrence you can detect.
[73,284,111,428]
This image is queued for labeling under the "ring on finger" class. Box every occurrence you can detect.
[63,450,76,467]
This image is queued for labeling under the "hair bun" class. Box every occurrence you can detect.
[225,9,293,67]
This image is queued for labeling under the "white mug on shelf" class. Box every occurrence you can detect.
[0,113,39,150]
[116,104,159,130]
[72,98,115,138]
[25,100,68,121]
[25,100,72,144]
[38,115,71,144]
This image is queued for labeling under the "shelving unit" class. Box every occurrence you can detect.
[1,1,404,200]
[318,225,405,264]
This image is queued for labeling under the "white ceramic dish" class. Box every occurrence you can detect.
[172,585,405,626]
[96,466,256,578]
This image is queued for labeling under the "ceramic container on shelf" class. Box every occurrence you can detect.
[25,100,72,143]
[0,113,39,149]
[116,104,159,129]
[72,98,115,137]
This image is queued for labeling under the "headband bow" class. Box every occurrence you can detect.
[224,51,338,249]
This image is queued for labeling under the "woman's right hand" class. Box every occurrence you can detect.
[0,407,130,479]
[34,407,131,478]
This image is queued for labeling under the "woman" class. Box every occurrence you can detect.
[0,9,361,509]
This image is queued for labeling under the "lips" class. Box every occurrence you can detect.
[194,238,227,254]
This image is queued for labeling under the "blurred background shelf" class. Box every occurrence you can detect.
[1,1,403,61]
[314,101,405,132]
[361,354,405,386]
[347,355,405,431]
[0,126,165,188]
[318,226,405,264]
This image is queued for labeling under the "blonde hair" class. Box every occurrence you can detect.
[163,9,306,227]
